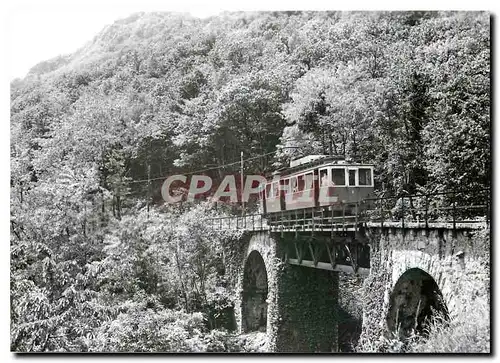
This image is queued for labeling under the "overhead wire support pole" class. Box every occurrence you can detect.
[147,163,151,215]
[241,151,245,217]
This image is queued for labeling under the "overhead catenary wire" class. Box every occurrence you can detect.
[128,149,287,184]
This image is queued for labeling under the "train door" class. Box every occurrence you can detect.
[259,185,267,214]
[271,180,281,212]
[303,171,315,208]
[286,176,299,210]
[319,167,334,206]
[313,169,319,208]
[280,178,288,211]
[331,167,347,205]
[347,167,359,203]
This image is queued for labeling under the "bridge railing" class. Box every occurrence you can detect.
[362,188,490,229]
[208,213,269,231]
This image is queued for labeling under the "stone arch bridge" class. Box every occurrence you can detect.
[210,190,490,352]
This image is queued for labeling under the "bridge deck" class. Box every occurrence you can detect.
[209,216,488,233]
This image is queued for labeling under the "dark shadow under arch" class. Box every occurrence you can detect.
[242,250,268,332]
[386,268,449,339]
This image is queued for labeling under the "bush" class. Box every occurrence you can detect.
[89,295,240,352]
[358,298,490,353]
[406,298,490,353]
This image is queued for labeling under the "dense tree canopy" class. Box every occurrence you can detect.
[10,11,490,352]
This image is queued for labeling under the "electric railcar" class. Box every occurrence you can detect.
[259,155,375,217]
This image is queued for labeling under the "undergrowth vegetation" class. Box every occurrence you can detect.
[10,10,490,352]
[357,297,490,353]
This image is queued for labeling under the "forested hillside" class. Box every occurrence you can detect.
[10,11,490,352]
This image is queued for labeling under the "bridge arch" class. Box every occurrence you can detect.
[386,267,449,339]
[242,250,269,332]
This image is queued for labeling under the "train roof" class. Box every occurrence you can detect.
[271,155,374,179]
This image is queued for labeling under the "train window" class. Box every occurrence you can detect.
[265,183,272,198]
[304,173,314,190]
[332,168,346,186]
[273,182,279,197]
[320,170,328,186]
[283,179,290,194]
[359,168,372,186]
[348,170,356,186]
[297,175,305,191]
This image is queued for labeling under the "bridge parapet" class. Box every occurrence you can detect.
[365,220,487,230]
